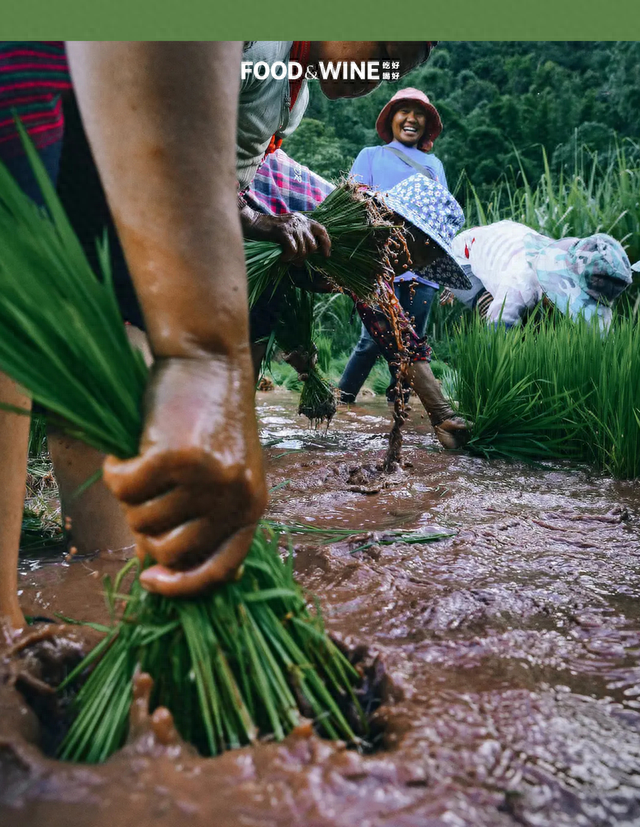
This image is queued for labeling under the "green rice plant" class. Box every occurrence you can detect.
[438,364,459,405]
[57,527,364,763]
[314,293,361,356]
[273,288,336,426]
[315,336,333,374]
[0,124,365,761]
[577,315,640,478]
[267,361,302,391]
[245,182,398,307]
[368,361,391,397]
[463,142,640,265]
[328,353,349,381]
[429,359,447,381]
[452,310,640,477]
[20,507,62,553]
[28,414,48,458]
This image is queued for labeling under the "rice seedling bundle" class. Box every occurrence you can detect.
[272,288,336,426]
[246,183,407,425]
[245,181,399,307]
[0,127,365,761]
[452,310,640,478]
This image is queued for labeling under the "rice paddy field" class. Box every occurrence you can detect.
[3,143,640,827]
[4,389,640,827]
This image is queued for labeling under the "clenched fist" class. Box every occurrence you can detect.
[103,353,267,597]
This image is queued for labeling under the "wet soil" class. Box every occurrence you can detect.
[3,390,640,826]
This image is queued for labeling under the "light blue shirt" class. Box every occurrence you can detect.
[350,140,448,287]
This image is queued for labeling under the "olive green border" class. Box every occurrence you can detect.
[1,0,639,39]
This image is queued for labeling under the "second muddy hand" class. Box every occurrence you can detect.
[67,42,267,596]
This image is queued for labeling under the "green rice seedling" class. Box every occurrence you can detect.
[274,288,336,426]
[463,142,640,264]
[578,314,640,478]
[20,507,62,553]
[28,414,48,458]
[453,314,587,461]
[267,361,302,391]
[264,521,455,548]
[245,182,399,307]
[0,124,365,761]
[298,370,336,425]
[314,293,361,356]
[452,310,640,477]
[315,336,333,374]
[438,365,459,406]
[328,353,349,382]
[57,527,364,763]
[429,360,447,381]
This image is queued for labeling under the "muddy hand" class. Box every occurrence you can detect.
[103,354,267,597]
[284,345,318,382]
[241,206,331,266]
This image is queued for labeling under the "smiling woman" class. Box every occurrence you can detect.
[338,86,449,405]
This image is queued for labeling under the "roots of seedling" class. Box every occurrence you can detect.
[56,527,366,764]
[298,369,336,427]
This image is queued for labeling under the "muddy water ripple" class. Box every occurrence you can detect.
[2,390,640,826]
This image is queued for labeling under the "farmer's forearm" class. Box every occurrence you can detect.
[67,41,248,360]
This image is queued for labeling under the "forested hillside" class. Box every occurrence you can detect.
[283,42,640,193]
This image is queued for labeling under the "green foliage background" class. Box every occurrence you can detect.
[283,41,640,193]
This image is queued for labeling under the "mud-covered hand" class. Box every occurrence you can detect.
[240,202,331,265]
[283,345,318,382]
[103,354,268,598]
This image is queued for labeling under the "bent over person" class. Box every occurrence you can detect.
[246,149,472,448]
[447,220,633,330]
[0,42,266,631]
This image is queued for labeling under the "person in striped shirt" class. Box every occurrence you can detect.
[0,41,71,203]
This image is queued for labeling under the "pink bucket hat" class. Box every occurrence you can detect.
[375,87,442,152]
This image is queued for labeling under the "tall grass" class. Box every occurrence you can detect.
[314,293,361,355]
[453,311,640,478]
[463,141,640,266]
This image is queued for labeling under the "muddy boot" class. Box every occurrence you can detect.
[407,361,471,449]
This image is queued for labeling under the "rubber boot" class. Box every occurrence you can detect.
[406,361,471,449]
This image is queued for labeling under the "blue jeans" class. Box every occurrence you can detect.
[339,281,436,401]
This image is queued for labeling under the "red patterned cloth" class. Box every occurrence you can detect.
[0,42,71,158]
[246,148,334,216]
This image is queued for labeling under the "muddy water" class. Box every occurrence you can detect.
[3,390,640,826]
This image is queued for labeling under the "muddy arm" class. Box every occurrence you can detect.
[66,42,267,596]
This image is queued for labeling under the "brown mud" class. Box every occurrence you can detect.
[3,390,640,826]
